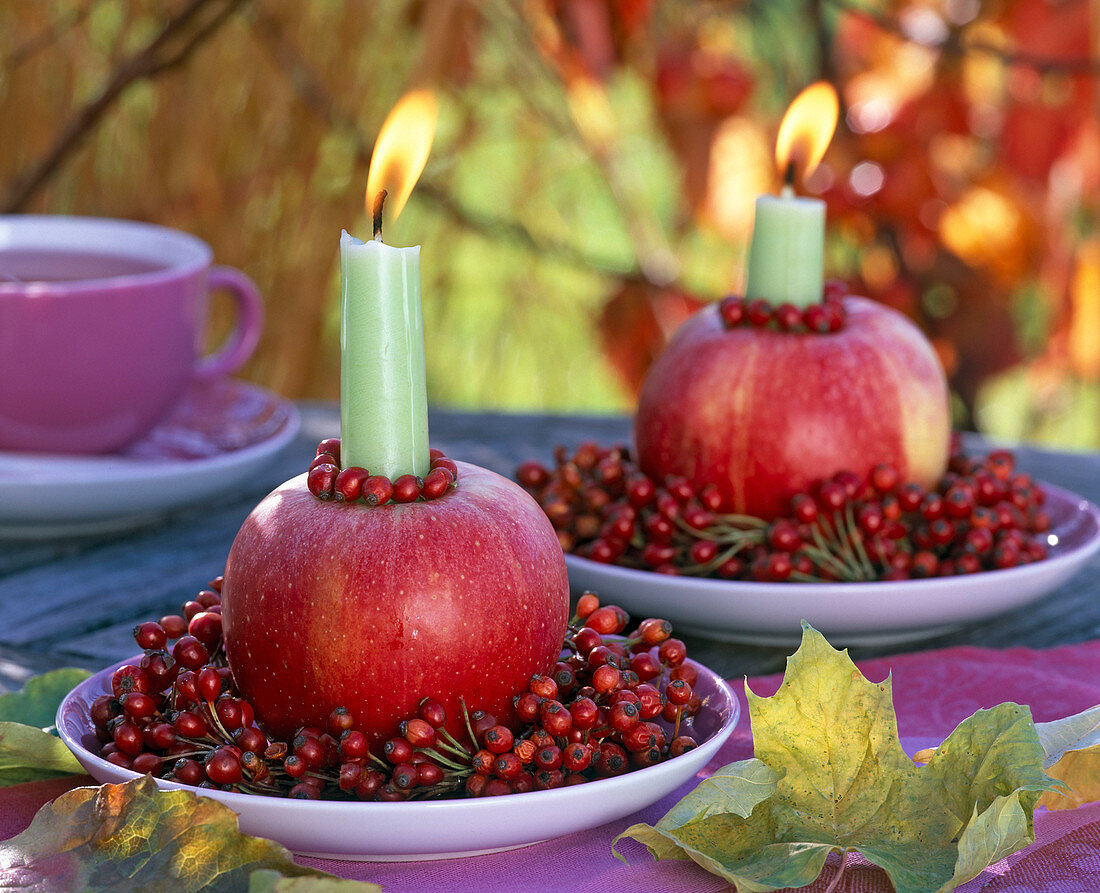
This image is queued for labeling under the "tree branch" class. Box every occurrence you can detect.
[144,0,248,78]
[2,0,252,213]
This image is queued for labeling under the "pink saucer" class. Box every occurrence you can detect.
[120,379,295,461]
[0,380,299,538]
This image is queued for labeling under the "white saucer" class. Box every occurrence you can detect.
[565,483,1100,647]
[0,380,299,539]
[58,656,739,860]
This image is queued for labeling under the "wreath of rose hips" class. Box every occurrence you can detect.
[517,437,1051,582]
[306,437,459,505]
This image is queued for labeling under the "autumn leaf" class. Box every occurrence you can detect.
[0,776,380,892]
[0,668,91,787]
[1039,748,1100,810]
[1035,705,1100,810]
[616,624,1059,893]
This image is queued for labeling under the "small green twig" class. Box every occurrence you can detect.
[459,696,478,748]
[416,747,468,772]
[819,514,865,580]
[843,504,877,580]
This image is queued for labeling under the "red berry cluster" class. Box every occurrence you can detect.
[90,585,704,800]
[307,437,458,505]
[455,592,702,796]
[516,436,1052,582]
[718,280,847,334]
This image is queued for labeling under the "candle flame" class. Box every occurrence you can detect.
[775,82,839,184]
[366,89,438,225]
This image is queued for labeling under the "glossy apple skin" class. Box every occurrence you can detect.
[635,296,950,518]
[220,461,570,744]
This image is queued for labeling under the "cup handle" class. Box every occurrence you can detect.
[194,266,264,382]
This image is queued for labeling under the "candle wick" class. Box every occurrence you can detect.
[373,189,388,241]
[783,159,796,189]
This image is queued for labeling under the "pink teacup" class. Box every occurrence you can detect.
[0,216,263,454]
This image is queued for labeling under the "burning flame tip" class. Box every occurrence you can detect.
[366,89,439,227]
[775,81,839,184]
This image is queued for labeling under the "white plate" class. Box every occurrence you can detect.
[565,483,1100,647]
[57,657,739,861]
[0,380,299,539]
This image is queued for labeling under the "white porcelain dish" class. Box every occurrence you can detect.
[565,483,1100,647]
[58,656,739,861]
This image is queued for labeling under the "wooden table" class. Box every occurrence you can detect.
[1,405,1098,692]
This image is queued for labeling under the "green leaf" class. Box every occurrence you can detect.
[615,822,693,864]
[618,624,1060,893]
[925,703,1052,831]
[629,806,832,893]
[659,758,782,827]
[0,668,91,729]
[0,776,377,892]
[0,722,86,786]
[946,795,1033,891]
[0,668,91,787]
[612,759,781,864]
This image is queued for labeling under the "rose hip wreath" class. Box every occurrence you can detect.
[516,436,1052,582]
[306,437,459,504]
[94,587,703,799]
[718,279,847,333]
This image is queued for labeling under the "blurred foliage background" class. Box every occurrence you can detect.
[1,0,1099,446]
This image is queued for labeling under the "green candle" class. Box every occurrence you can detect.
[743,82,838,309]
[339,211,430,479]
[744,191,825,308]
[340,89,437,479]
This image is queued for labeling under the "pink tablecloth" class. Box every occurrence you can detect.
[4,640,1099,892]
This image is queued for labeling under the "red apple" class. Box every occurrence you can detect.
[220,461,570,744]
[634,296,950,518]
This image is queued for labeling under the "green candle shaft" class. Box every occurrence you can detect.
[744,194,825,308]
[340,230,430,478]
